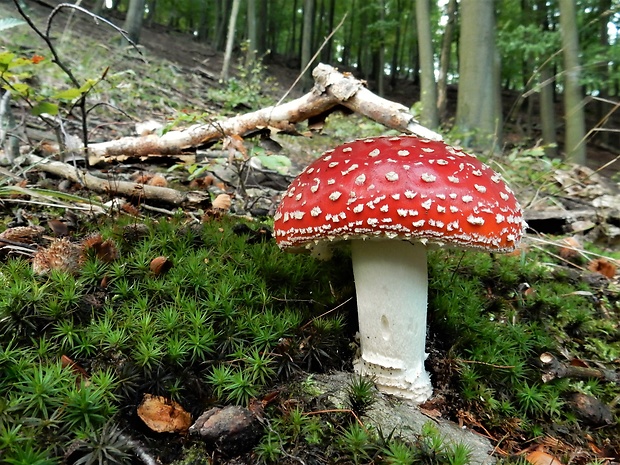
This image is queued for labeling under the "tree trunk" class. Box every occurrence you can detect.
[373,0,386,96]
[559,0,586,164]
[221,0,241,80]
[342,0,355,67]
[321,0,336,63]
[247,0,258,63]
[123,0,145,44]
[288,0,299,58]
[455,0,502,152]
[301,0,315,90]
[389,0,403,89]
[539,66,558,157]
[214,0,231,51]
[596,0,611,145]
[91,0,105,15]
[437,0,457,121]
[416,0,438,128]
[257,0,268,56]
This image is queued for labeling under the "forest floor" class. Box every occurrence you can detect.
[1,2,620,465]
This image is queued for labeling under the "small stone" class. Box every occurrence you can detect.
[189,406,262,455]
[569,392,613,426]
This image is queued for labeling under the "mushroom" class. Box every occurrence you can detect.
[273,135,526,402]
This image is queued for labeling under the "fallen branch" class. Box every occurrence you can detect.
[20,153,211,207]
[539,352,619,384]
[85,63,441,165]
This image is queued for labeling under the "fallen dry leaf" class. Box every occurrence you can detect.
[47,219,69,237]
[526,450,564,465]
[137,394,192,433]
[147,174,168,187]
[82,234,119,263]
[212,193,232,211]
[558,236,581,260]
[587,258,617,278]
[223,134,248,161]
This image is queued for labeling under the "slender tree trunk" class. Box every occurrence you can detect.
[390,0,403,88]
[321,0,336,63]
[455,0,502,152]
[257,0,268,56]
[288,0,298,58]
[596,0,611,145]
[197,1,209,41]
[416,0,438,128]
[214,1,231,51]
[247,0,257,63]
[536,0,557,157]
[437,0,456,121]
[559,0,586,164]
[356,4,366,75]
[123,0,145,44]
[342,0,355,67]
[375,0,386,96]
[539,66,558,157]
[91,0,105,15]
[221,0,241,80]
[314,0,325,53]
[301,0,315,90]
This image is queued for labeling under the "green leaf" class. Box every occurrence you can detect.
[52,88,83,100]
[32,101,59,116]
[0,18,26,32]
[78,79,97,93]
[255,154,292,174]
[0,52,15,73]
[10,82,30,97]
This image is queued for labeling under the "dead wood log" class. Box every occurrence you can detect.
[21,153,211,208]
[86,63,441,166]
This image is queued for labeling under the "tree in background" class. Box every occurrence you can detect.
[85,0,619,164]
[455,0,502,152]
[436,0,457,121]
[559,0,587,164]
[221,0,241,80]
[123,0,145,44]
[300,0,315,91]
[416,0,438,128]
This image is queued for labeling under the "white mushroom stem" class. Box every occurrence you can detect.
[351,239,433,403]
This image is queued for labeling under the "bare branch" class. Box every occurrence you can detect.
[21,153,211,208]
[84,64,441,165]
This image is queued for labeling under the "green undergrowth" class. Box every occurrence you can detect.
[1,214,618,464]
[427,249,620,456]
[0,214,353,464]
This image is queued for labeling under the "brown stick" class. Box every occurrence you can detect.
[85,63,441,166]
[539,352,619,384]
[22,153,211,207]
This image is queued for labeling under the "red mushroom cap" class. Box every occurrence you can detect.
[274,135,525,252]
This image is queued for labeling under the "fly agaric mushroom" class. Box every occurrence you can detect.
[273,135,526,402]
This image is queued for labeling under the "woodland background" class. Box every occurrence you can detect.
[90,0,620,169]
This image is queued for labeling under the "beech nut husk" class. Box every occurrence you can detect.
[150,256,172,275]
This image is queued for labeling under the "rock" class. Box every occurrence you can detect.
[189,406,262,456]
[568,393,614,426]
[310,372,496,465]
